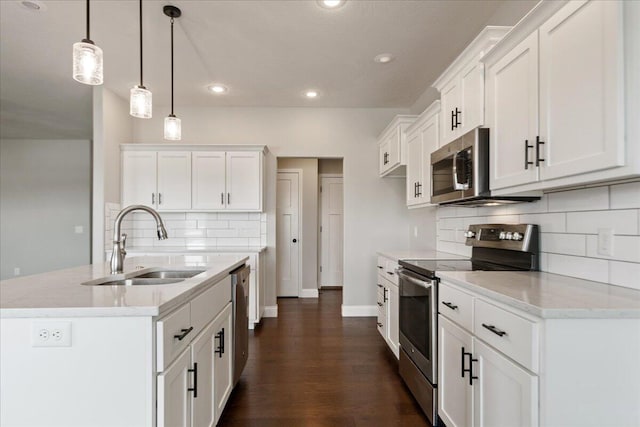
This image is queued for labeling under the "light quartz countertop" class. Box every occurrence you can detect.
[108,246,267,254]
[438,271,640,319]
[377,250,468,262]
[0,255,247,318]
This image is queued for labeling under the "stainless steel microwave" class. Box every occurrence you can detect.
[431,128,490,204]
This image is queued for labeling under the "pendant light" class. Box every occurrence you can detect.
[130,0,152,118]
[163,5,182,140]
[72,0,103,85]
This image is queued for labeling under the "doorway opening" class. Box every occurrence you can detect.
[275,158,343,301]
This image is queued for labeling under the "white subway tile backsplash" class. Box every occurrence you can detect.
[540,233,586,256]
[197,220,229,229]
[546,253,609,283]
[249,238,262,246]
[206,229,239,238]
[548,187,609,212]
[248,212,261,220]
[567,210,638,235]
[228,221,261,231]
[186,212,218,220]
[610,181,640,209]
[519,213,566,233]
[164,220,197,229]
[219,213,248,220]
[436,182,639,290]
[217,238,250,246]
[609,261,640,290]
[185,238,217,247]
[586,235,640,263]
[172,229,207,238]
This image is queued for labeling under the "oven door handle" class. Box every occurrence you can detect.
[397,270,433,290]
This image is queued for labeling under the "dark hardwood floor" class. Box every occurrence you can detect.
[219,289,430,427]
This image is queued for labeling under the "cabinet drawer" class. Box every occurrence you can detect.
[474,299,539,373]
[439,282,474,332]
[157,303,192,372]
[191,276,232,337]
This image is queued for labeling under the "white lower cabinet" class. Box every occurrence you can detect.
[438,282,539,427]
[376,255,399,358]
[158,303,233,427]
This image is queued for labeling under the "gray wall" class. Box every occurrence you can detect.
[0,139,91,279]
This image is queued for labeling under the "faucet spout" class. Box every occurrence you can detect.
[110,205,168,274]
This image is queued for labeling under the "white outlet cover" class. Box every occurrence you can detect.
[74,225,83,234]
[32,321,72,347]
[597,228,614,257]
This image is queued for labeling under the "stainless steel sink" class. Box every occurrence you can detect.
[93,277,186,286]
[134,270,205,279]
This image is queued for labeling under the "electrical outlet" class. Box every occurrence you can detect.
[597,228,614,257]
[13,267,20,276]
[32,321,72,347]
[74,225,83,234]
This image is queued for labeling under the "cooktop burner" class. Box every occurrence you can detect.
[398,258,530,279]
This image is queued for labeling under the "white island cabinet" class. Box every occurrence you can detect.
[0,255,246,427]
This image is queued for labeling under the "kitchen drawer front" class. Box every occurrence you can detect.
[474,299,539,373]
[191,276,232,335]
[439,282,474,332]
[157,302,192,372]
[384,260,399,285]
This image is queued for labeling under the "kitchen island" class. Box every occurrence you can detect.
[1,255,246,427]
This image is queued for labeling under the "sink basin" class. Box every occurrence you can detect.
[135,270,206,279]
[92,278,186,286]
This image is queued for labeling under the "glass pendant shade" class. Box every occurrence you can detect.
[72,41,103,85]
[130,86,152,118]
[164,115,181,140]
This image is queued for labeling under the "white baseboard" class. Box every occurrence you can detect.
[263,305,278,318]
[300,289,319,298]
[341,305,377,317]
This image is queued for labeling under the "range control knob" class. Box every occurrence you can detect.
[512,232,523,241]
[505,231,514,240]
[499,231,507,240]
[464,230,476,238]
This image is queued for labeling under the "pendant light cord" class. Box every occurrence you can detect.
[139,0,144,87]
[170,17,174,115]
[86,0,90,40]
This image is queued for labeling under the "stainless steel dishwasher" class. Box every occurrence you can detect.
[231,263,250,385]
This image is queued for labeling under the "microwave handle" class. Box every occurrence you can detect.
[452,150,469,190]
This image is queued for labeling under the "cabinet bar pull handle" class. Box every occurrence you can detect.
[377,302,383,307]
[227,193,231,205]
[158,193,162,205]
[469,353,478,386]
[377,322,383,327]
[188,362,198,398]
[174,326,194,341]
[377,284,383,288]
[215,328,225,358]
[221,192,224,205]
[535,136,545,166]
[417,182,422,197]
[443,301,458,311]
[461,346,469,378]
[151,193,155,204]
[383,288,388,302]
[451,110,455,131]
[377,266,384,269]
[524,140,534,170]
[482,323,507,337]
[454,108,461,128]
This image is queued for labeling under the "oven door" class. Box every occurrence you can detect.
[398,268,437,384]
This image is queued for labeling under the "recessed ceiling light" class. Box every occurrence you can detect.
[305,90,319,99]
[20,1,46,11]
[207,84,228,94]
[374,53,395,64]
[317,0,346,10]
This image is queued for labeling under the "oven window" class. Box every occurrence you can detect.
[432,157,455,197]
[399,279,432,360]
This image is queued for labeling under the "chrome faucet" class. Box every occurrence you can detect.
[110,205,168,274]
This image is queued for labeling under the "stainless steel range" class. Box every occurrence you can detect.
[397,223,539,426]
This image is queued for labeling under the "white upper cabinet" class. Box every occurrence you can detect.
[122,145,265,212]
[122,150,191,211]
[378,115,417,177]
[484,0,638,194]
[433,26,512,147]
[406,101,440,208]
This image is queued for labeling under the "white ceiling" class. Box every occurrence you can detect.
[0,0,536,139]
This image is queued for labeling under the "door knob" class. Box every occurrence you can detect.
[292,239,297,243]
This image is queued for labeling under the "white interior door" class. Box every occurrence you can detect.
[276,172,300,297]
[319,176,343,287]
